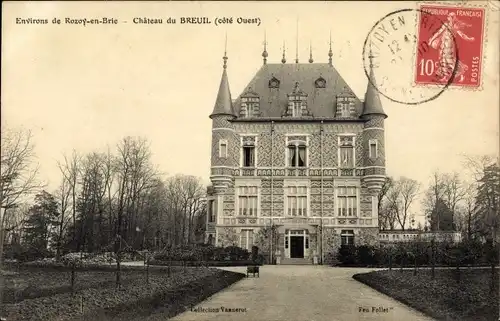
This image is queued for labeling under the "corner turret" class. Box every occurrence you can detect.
[210,42,237,194]
[361,47,387,195]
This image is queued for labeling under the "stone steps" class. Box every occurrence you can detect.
[280,258,313,265]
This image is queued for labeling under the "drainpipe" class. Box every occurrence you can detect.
[320,120,324,264]
[270,121,275,264]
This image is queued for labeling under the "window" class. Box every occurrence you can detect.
[269,77,280,89]
[369,140,378,158]
[288,144,307,167]
[240,229,254,250]
[339,146,354,167]
[219,140,228,158]
[243,146,255,167]
[238,186,258,216]
[336,96,356,118]
[292,102,301,117]
[337,187,357,217]
[208,200,216,223]
[340,230,355,246]
[339,137,354,168]
[339,104,351,117]
[315,77,326,88]
[287,186,307,216]
[207,234,214,245]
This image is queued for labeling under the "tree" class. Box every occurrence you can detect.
[1,127,44,268]
[23,191,59,252]
[378,177,395,230]
[113,136,156,287]
[386,177,420,230]
[463,155,500,241]
[54,177,72,259]
[455,183,477,240]
[429,198,454,231]
[57,150,81,251]
[473,163,500,242]
[423,171,465,231]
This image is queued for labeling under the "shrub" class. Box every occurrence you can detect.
[337,245,357,265]
[223,246,249,261]
[357,245,378,266]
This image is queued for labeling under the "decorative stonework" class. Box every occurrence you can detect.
[211,130,239,167]
[364,167,386,176]
[363,128,385,167]
[211,167,234,176]
[355,133,364,167]
[287,135,307,143]
[212,116,234,130]
[365,117,385,128]
[256,133,286,167]
[217,227,238,247]
[323,133,338,167]
[241,135,256,146]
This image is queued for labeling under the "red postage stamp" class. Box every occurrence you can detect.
[414,4,485,88]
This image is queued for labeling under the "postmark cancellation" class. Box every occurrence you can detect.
[363,2,489,106]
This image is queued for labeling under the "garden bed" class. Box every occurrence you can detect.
[2,269,151,303]
[148,259,261,267]
[353,268,499,321]
[1,267,244,321]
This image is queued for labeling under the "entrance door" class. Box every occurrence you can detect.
[290,236,304,258]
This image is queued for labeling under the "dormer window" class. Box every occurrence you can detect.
[315,77,326,88]
[269,77,280,89]
[336,88,356,118]
[286,82,309,117]
[240,87,260,118]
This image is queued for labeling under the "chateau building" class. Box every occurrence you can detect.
[206,40,387,264]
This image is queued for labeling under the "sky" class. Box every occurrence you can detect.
[2,1,499,224]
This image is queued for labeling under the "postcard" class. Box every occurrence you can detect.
[1,1,498,321]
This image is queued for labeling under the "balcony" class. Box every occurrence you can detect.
[233,167,364,177]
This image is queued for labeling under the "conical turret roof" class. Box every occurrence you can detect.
[362,55,387,118]
[210,68,235,118]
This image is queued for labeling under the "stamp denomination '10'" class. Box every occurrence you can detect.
[415,5,485,88]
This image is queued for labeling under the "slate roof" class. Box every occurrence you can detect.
[210,69,235,118]
[232,63,363,119]
[362,66,387,118]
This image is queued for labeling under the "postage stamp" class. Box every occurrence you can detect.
[414,4,486,88]
[363,9,457,105]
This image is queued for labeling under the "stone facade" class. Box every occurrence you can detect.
[206,56,387,264]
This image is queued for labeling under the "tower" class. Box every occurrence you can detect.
[361,47,388,195]
[209,46,237,194]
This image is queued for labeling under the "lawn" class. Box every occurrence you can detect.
[1,265,245,321]
[353,268,499,321]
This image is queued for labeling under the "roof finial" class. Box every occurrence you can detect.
[295,17,299,63]
[328,31,333,66]
[223,33,228,69]
[281,41,286,64]
[262,31,268,65]
[369,40,375,70]
[309,41,313,63]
